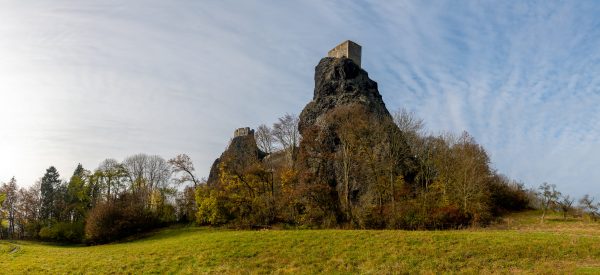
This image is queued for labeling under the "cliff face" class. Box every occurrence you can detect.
[298,57,391,133]
[207,131,265,186]
[297,57,412,222]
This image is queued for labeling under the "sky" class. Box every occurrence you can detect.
[1,1,600,198]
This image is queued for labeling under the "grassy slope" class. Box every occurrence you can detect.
[1,211,600,274]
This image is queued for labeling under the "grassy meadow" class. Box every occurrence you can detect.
[1,211,600,274]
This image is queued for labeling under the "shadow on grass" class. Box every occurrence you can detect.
[10,224,228,248]
[28,240,87,248]
[116,225,227,243]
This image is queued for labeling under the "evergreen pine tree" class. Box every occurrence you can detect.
[40,166,60,222]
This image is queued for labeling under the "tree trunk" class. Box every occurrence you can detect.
[390,171,395,210]
[342,142,351,223]
[541,207,546,223]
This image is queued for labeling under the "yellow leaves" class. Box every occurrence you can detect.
[218,161,244,193]
[149,189,164,211]
[196,194,218,224]
[280,168,297,188]
[195,186,228,225]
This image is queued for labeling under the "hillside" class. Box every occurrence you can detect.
[2,211,600,274]
[196,41,530,230]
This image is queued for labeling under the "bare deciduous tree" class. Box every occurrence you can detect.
[15,182,40,238]
[145,155,172,192]
[538,182,561,222]
[123,154,172,193]
[168,154,200,187]
[579,194,599,221]
[255,124,276,154]
[451,132,492,222]
[96,159,128,203]
[393,108,424,134]
[558,195,574,220]
[123,154,148,192]
[273,114,300,165]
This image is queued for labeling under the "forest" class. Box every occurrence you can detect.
[1,109,597,245]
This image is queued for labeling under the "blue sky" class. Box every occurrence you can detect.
[1,1,600,198]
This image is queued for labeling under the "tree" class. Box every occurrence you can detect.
[0,188,5,238]
[327,105,374,224]
[557,195,574,220]
[1,177,19,238]
[538,182,561,222]
[16,182,41,238]
[296,124,343,226]
[255,124,276,154]
[95,159,128,204]
[451,133,492,222]
[122,154,174,213]
[427,132,493,224]
[123,154,148,192]
[142,155,172,211]
[66,164,89,222]
[175,186,197,222]
[393,108,424,134]
[40,166,61,222]
[579,194,599,221]
[52,180,69,223]
[87,171,103,208]
[273,114,300,165]
[168,154,200,187]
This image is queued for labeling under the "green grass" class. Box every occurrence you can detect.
[2,211,600,274]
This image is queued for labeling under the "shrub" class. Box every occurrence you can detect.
[38,222,84,243]
[489,179,530,215]
[195,187,231,225]
[429,205,470,229]
[84,194,160,244]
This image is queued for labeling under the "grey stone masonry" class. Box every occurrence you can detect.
[234,127,253,137]
[327,40,362,67]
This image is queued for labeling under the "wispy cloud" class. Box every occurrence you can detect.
[1,1,600,197]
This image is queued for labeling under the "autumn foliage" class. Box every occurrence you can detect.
[195,110,530,229]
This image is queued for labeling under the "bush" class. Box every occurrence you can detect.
[38,222,84,243]
[489,179,530,215]
[195,188,231,225]
[429,205,471,229]
[84,194,160,244]
[24,221,43,239]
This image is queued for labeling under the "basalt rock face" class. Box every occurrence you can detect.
[298,57,391,133]
[207,132,266,186]
[298,57,412,223]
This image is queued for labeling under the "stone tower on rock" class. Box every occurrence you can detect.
[327,40,362,67]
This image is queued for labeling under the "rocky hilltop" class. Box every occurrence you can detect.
[207,128,266,186]
[298,57,392,132]
[297,54,413,223]
[200,40,526,229]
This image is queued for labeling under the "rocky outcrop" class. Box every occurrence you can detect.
[207,129,266,186]
[298,57,391,133]
[297,57,413,223]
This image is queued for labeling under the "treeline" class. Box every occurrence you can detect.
[531,182,600,222]
[0,154,198,243]
[3,111,597,243]
[196,109,531,229]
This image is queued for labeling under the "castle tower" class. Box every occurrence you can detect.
[327,40,362,67]
[233,127,253,137]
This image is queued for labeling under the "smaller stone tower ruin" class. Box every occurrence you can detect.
[328,40,362,67]
[234,127,253,137]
